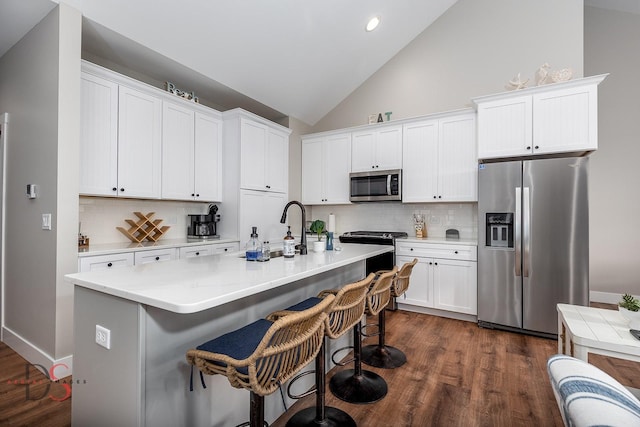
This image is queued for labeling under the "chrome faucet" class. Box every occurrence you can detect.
[280,201,307,255]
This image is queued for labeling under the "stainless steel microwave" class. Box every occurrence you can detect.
[349,169,402,202]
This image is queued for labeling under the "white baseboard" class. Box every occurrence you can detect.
[590,291,625,305]
[2,326,73,378]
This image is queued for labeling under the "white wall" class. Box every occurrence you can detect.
[0,4,80,369]
[585,6,640,296]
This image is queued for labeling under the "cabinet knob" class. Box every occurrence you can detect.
[112,187,117,192]
[224,248,228,252]
[454,250,458,254]
[438,195,442,199]
[433,195,437,199]
[266,185,271,189]
[534,145,539,150]
[196,194,200,197]
[107,262,113,267]
[191,193,195,197]
[434,262,438,266]
[526,146,532,150]
[120,188,125,192]
[155,256,160,261]
[195,252,200,256]
[410,248,414,251]
[429,261,433,265]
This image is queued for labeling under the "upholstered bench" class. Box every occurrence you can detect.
[547,354,640,426]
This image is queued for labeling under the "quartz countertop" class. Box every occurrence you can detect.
[66,243,392,314]
[77,238,240,257]
[400,236,478,246]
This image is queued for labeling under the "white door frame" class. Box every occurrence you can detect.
[0,113,7,341]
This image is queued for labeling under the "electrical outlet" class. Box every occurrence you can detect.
[95,325,111,350]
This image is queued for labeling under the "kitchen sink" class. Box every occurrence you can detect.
[238,250,298,259]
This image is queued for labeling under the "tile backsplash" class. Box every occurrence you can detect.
[79,197,217,244]
[310,202,477,239]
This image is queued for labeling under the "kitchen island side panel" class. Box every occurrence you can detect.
[74,261,365,427]
[73,286,145,427]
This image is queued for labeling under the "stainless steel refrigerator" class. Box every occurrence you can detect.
[477,156,589,337]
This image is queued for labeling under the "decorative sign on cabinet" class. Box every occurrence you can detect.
[473,74,608,160]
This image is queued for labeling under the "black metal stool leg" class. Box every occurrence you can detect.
[286,338,356,427]
[362,309,407,369]
[329,323,387,404]
[250,392,265,427]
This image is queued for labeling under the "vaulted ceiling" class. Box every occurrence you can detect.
[2,1,638,125]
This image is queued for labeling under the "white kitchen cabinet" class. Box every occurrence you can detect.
[80,68,162,198]
[240,119,288,193]
[301,132,352,205]
[79,72,119,196]
[397,255,433,307]
[117,85,163,198]
[238,189,287,245]
[402,111,477,202]
[396,241,477,315]
[161,101,222,201]
[474,75,607,160]
[179,245,215,259]
[351,125,402,172]
[220,109,292,242]
[78,252,134,272]
[134,248,177,264]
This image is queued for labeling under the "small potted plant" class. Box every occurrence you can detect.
[619,294,640,329]
[309,219,326,252]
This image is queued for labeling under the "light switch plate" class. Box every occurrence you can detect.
[41,213,51,230]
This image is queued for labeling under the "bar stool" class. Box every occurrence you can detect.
[362,258,418,369]
[329,267,398,404]
[186,295,335,427]
[274,273,374,427]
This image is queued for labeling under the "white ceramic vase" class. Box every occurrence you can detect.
[312,241,325,253]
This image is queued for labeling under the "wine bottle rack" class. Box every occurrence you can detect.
[117,212,170,243]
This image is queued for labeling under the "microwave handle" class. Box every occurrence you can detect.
[387,174,392,196]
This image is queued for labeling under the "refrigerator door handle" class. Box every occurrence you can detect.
[523,187,530,277]
[515,187,521,277]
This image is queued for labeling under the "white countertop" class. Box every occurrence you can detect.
[400,236,478,246]
[66,243,392,314]
[78,238,240,257]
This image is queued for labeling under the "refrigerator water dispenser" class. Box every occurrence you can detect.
[486,213,513,248]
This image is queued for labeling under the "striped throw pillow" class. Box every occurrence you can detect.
[547,354,640,426]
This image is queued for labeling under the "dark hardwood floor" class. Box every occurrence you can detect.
[1,304,638,426]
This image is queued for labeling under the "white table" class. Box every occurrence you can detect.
[557,303,640,362]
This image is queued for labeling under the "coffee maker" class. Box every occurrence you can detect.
[188,204,221,240]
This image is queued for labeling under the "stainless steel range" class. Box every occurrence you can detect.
[339,231,408,275]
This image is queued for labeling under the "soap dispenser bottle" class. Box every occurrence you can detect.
[283,226,295,258]
[245,226,261,261]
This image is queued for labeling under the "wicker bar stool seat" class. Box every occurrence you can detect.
[329,267,398,404]
[275,273,375,427]
[362,258,418,369]
[186,295,335,427]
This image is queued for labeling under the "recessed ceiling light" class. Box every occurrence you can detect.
[366,16,381,32]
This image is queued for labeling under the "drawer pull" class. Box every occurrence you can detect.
[454,250,458,254]
[155,256,160,261]
[107,262,113,267]
[195,252,200,256]
[410,248,414,251]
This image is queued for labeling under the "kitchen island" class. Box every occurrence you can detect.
[65,244,392,427]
